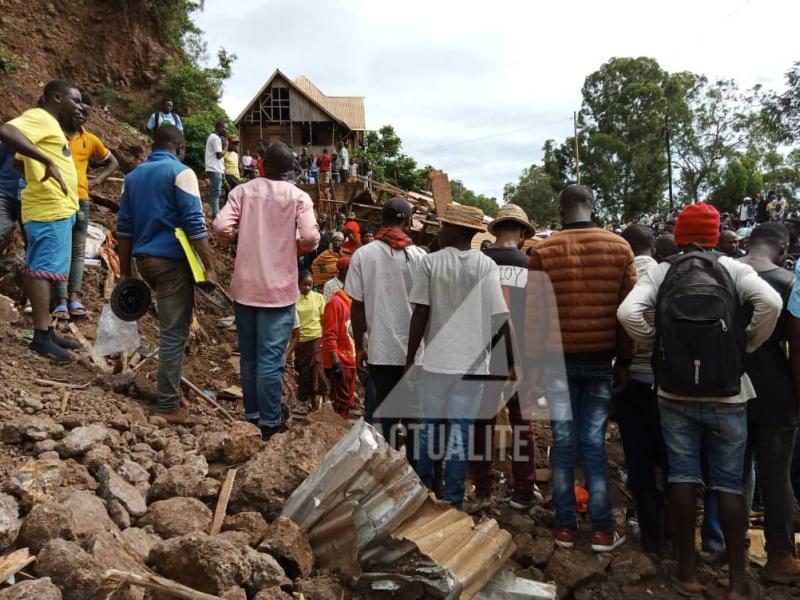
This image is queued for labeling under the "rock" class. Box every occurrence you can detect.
[121,527,162,561]
[96,464,147,517]
[242,547,290,593]
[183,452,209,475]
[158,437,186,467]
[16,502,73,553]
[230,411,350,519]
[199,430,229,462]
[33,439,58,455]
[36,539,104,600]
[512,532,553,568]
[56,423,113,458]
[117,459,150,485]
[223,422,262,464]
[1,415,64,443]
[86,530,147,575]
[60,459,97,490]
[253,588,293,600]
[108,498,132,529]
[222,512,269,546]
[574,581,622,600]
[0,577,63,599]
[297,575,345,600]
[258,516,313,579]
[0,492,21,550]
[6,456,63,505]
[529,505,556,528]
[148,464,220,501]
[20,395,43,411]
[218,530,253,547]
[82,445,116,471]
[139,497,212,539]
[609,550,657,586]
[221,589,247,600]
[545,549,605,592]
[498,508,535,535]
[147,533,252,595]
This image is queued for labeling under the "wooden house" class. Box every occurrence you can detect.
[234,69,366,156]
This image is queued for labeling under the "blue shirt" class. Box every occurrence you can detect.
[117,150,207,260]
[0,144,25,199]
[789,261,800,318]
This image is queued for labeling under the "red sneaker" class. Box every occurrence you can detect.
[591,529,626,552]
[554,528,576,549]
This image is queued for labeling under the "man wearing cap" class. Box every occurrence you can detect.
[322,258,356,419]
[311,230,348,288]
[405,205,508,508]
[526,185,636,552]
[214,140,320,440]
[469,204,538,512]
[619,202,781,599]
[348,198,426,458]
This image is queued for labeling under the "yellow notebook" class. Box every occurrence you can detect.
[175,228,206,283]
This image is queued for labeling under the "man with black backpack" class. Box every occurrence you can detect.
[618,202,781,600]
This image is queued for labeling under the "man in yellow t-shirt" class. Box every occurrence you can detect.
[224,138,240,192]
[0,79,83,363]
[53,92,119,320]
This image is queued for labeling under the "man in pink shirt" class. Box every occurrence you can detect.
[213,141,320,440]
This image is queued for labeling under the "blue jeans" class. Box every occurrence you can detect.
[206,171,223,217]
[56,200,90,300]
[547,360,614,532]
[416,370,484,507]
[235,302,295,428]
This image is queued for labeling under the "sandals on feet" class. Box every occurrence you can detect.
[68,300,87,318]
[52,304,69,320]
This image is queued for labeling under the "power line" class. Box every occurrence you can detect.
[721,0,752,22]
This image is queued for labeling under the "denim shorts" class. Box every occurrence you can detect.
[658,397,747,494]
[23,214,76,281]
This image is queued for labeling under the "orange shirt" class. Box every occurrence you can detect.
[69,128,110,200]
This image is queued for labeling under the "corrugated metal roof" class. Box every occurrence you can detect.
[294,75,366,130]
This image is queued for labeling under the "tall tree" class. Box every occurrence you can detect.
[451,180,499,216]
[503,164,559,226]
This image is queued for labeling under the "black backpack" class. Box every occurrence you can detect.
[653,251,746,397]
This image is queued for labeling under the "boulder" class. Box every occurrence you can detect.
[117,459,150,485]
[148,464,220,501]
[36,539,105,600]
[121,527,162,561]
[147,533,252,595]
[96,464,147,517]
[0,578,63,600]
[223,422,262,464]
[60,460,97,491]
[0,492,21,550]
[297,575,346,600]
[86,530,147,575]
[545,548,605,592]
[242,547,290,594]
[222,512,269,546]
[5,456,63,505]
[56,423,113,458]
[257,516,313,579]
[198,430,229,462]
[108,498,132,529]
[218,530,254,547]
[253,588,293,600]
[609,550,657,586]
[0,415,64,443]
[512,531,554,568]
[139,497,212,539]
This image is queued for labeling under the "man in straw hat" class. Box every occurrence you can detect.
[468,203,540,512]
[405,204,508,508]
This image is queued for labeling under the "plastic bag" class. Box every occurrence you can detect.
[92,304,141,361]
[85,222,107,260]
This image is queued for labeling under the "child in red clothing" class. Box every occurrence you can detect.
[322,259,356,419]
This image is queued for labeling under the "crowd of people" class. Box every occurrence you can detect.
[4,81,800,600]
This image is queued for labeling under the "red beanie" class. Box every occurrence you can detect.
[674,202,720,248]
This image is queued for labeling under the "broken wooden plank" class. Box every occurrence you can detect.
[60,390,70,415]
[210,469,237,536]
[103,270,116,301]
[0,548,36,583]
[180,376,236,424]
[68,323,113,373]
[102,569,222,600]
[132,349,159,373]
[34,378,92,390]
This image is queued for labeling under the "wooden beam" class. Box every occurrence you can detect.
[0,548,36,583]
[102,569,222,600]
[210,469,237,536]
[180,376,237,423]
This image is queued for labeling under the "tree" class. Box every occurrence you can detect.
[450,180,499,217]
[763,61,800,143]
[355,125,431,190]
[708,155,763,212]
[503,165,559,226]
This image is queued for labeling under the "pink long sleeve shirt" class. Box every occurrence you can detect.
[213,178,320,308]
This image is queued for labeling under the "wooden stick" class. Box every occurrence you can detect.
[180,376,236,423]
[0,548,36,583]
[132,349,159,373]
[60,390,70,415]
[103,569,222,600]
[120,351,130,374]
[210,469,237,536]
[68,323,113,373]
[103,270,116,301]
[34,378,92,389]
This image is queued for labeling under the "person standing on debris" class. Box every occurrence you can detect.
[296,271,328,408]
[526,184,635,552]
[312,231,347,288]
[406,205,508,508]
[54,92,119,320]
[204,121,227,218]
[213,140,319,440]
[146,99,183,135]
[337,141,349,183]
[618,203,781,599]
[223,137,240,191]
[117,125,218,424]
[469,204,538,513]
[0,80,84,362]
[299,147,312,182]
[317,148,332,186]
[348,198,426,458]
[0,142,25,250]
[322,258,356,419]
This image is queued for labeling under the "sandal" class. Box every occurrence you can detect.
[68,300,87,318]
[52,304,69,320]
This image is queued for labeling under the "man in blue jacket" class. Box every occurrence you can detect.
[117,125,217,424]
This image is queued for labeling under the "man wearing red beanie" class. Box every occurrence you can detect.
[619,202,782,599]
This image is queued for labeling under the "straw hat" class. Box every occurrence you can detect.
[488,203,534,237]
[439,204,486,231]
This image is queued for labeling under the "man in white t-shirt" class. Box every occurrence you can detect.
[204,121,227,217]
[336,142,349,182]
[405,205,508,508]
[348,198,425,461]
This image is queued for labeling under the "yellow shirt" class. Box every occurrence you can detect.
[8,108,78,223]
[296,290,325,341]
[69,128,110,200]
[224,151,240,178]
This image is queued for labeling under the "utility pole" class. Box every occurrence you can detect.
[573,111,581,185]
[665,114,674,212]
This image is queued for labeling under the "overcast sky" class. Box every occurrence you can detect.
[195,0,799,200]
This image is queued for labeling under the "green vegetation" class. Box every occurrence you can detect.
[0,30,27,75]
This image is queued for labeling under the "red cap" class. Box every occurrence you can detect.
[336,257,351,270]
[674,202,720,248]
